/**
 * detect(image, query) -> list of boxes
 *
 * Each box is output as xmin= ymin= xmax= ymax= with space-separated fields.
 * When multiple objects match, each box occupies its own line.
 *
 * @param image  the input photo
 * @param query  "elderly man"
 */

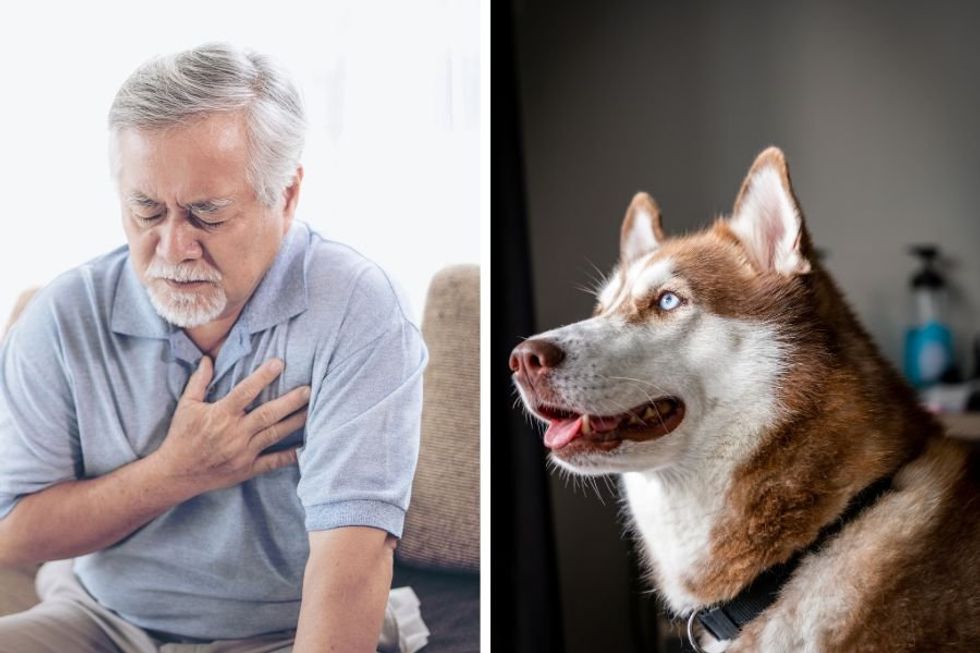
xmin=0 ymin=43 xmax=427 ymax=652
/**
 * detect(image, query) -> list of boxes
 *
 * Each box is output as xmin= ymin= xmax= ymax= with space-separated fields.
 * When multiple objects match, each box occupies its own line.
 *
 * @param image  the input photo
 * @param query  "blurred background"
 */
xmin=0 ymin=0 xmax=480 ymax=325
xmin=493 ymin=1 xmax=980 ymax=651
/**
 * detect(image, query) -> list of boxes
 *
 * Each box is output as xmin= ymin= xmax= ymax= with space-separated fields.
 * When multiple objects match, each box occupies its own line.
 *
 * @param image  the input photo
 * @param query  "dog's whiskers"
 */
xmin=601 ymin=374 xmax=672 ymax=397
xmin=573 ymin=282 xmax=597 ymax=297
xmin=581 ymin=258 xmax=610 ymax=297
xmin=589 ymin=477 xmax=606 ymax=505
xmin=601 ymin=475 xmax=618 ymax=497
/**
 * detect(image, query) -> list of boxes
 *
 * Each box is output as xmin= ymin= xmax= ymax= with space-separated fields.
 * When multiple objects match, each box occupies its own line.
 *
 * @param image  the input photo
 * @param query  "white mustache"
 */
xmin=146 ymin=261 xmax=222 ymax=283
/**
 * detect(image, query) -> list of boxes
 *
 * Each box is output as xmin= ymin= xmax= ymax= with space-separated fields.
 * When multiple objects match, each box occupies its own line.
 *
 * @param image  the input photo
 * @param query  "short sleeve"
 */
xmin=297 ymin=266 xmax=428 ymax=537
xmin=0 ymin=286 xmax=81 ymax=520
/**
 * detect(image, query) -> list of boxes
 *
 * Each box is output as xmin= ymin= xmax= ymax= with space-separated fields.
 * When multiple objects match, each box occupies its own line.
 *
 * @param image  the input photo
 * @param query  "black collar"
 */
xmin=693 ymin=475 xmax=895 ymax=643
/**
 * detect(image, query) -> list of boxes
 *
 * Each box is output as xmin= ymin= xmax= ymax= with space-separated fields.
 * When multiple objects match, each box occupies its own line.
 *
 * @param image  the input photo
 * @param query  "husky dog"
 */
xmin=510 ymin=148 xmax=980 ymax=652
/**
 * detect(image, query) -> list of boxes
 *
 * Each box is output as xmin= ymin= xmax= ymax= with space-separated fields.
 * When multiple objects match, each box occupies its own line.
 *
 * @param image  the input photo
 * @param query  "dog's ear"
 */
xmin=729 ymin=147 xmax=812 ymax=276
xmin=621 ymin=192 xmax=666 ymax=265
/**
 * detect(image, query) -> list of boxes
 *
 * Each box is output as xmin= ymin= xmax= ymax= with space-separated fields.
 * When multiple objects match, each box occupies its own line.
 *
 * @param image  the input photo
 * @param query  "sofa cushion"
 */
xmin=0 ymin=564 xmax=39 ymax=617
xmin=0 ymin=295 xmax=43 ymax=617
xmin=2 ymin=288 xmax=38 ymax=340
xmin=397 ymin=265 xmax=480 ymax=573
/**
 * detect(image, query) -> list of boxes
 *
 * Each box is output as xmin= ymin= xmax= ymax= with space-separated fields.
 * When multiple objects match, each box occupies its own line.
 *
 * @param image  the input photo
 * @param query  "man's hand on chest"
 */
xmin=154 ymin=356 xmax=311 ymax=493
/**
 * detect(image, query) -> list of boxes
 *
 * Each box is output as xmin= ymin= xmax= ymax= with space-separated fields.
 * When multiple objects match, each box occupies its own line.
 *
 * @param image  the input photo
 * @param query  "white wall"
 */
xmin=0 ymin=0 xmax=480 ymax=325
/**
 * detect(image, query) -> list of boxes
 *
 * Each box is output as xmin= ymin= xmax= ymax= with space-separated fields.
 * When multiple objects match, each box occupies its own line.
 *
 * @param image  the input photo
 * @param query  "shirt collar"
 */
xmin=110 ymin=221 xmax=310 ymax=340
xmin=237 ymin=221 xmax=309 ymax=334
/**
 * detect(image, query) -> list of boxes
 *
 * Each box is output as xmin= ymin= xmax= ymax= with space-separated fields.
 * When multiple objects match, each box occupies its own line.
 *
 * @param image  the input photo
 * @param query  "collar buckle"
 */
xmin=686 ymin=609 xmax=709 ymax=653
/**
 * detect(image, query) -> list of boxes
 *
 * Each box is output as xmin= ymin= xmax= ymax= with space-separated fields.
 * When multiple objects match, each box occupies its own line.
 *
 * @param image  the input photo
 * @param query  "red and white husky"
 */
xmin=511 ymin=148 xmax=979 ymax=652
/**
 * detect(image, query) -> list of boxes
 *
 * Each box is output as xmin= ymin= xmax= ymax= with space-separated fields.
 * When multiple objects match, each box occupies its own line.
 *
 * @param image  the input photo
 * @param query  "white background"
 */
xmin=0 ymin=0 xmax=480 ymax=325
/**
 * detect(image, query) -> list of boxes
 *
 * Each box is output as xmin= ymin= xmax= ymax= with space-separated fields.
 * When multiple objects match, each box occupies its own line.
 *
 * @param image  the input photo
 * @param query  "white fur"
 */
xmin=629 ymin=259 xmax=674 ymax=305
xmin=622 ymin=204 xmax=661 ymax=263
xmin=523 ymin=271 xmax=788 ymax=612
xmin=620 ymin=317 xmax=785 ymax=613
xmin=527 ymin=304 xmax=785 ymax=477
xmin=597 ymin=271 xmax=623 ymax=309
xmin=596 ymin=258 xmax=674 ymax=314
xmin=729 ymin=166 xmax=810 ymax=276
xmin=598 ymin=258 xmax=674 ymax=311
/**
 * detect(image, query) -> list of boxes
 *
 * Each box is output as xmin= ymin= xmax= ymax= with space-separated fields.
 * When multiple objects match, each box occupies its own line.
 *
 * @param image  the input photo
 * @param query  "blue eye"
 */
xmin=658 ymin=291 xmax=681 ymax=311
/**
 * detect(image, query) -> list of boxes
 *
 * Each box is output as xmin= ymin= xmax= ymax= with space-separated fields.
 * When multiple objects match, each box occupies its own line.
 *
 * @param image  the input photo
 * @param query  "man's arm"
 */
xmin=0 ymin=356 xmax=309 ymax=566
xmin=293 ymin=527 xmax=397 ymax=653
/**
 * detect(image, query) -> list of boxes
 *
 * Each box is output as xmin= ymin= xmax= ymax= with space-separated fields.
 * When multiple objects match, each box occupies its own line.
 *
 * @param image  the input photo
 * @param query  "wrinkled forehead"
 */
xmin=114 ymin=116 xmax=253 ymax=202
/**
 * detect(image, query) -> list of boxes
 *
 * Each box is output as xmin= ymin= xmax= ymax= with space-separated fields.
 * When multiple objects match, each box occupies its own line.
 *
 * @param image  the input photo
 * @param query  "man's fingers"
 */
xmin=244 ymin=385 xmax=311 ymax=433
xmin=252 ymin=447 xmax=300 ymax=475
xmin=182 ymin=356 xmax=213 ymax=402
xmin=222 ymin=358 xmax=285 ymax=412
xmin=250 ymin=410 xmax=309 ymax=452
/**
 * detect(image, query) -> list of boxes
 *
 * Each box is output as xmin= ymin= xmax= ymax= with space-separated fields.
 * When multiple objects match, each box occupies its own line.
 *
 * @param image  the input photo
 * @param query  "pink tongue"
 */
xmin=544 ymin=416 xmax=583 ymax=449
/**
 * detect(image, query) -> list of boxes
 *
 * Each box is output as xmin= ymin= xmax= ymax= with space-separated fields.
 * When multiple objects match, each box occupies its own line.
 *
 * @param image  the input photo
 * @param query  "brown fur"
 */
xmin=672 ymin=252 xmax=940 ymax=605
xmin=825 ymin=440 xmax=980 ymax=652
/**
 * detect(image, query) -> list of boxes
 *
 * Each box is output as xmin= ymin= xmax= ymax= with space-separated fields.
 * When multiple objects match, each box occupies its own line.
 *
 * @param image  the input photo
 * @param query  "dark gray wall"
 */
xmin=513 ymin=1 xmax=980 ymax=650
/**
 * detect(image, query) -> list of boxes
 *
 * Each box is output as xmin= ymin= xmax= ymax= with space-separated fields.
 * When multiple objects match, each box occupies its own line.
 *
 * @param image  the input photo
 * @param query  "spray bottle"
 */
xmin=904 ymin=245 xmax=955 ymax=388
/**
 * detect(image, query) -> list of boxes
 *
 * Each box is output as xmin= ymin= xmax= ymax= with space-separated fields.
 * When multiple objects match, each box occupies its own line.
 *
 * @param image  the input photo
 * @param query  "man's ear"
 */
xmin=281 ymin=165 xmax=304 ymax=233
xmin=729 ymin=147 xmax=812 ymax=276
xmin=620 ymin=192 xmax=666 ymax=265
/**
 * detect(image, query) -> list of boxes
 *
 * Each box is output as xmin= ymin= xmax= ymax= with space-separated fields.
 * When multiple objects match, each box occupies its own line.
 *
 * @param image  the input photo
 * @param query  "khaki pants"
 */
xmin=0 ymin=561 xmax=428 ymax=653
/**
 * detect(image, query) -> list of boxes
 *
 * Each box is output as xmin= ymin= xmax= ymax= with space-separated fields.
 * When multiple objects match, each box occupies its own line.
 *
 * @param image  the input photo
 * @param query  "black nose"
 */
xmin=509 ymin=339 xmax=565 ymax=381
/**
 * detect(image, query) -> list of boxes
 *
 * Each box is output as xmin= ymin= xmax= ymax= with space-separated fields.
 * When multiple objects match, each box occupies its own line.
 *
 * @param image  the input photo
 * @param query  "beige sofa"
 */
xmin=0 ymin=287 xmax=41 ymax=617
xmin=0 ymin=264 xmax=479 ymax=651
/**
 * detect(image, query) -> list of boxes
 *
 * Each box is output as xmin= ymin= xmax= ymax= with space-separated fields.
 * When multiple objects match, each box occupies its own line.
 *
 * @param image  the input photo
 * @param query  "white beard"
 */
xmin=144 ymin=260 xmax=227 ymax=328
xmin=146 ymin=282 xmax=227 ymax=328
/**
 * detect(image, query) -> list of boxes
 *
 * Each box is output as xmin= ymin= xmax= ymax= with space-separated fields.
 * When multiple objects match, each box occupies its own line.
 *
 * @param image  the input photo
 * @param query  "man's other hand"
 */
xmin=155 ymin=356 xmax=310 ymax=493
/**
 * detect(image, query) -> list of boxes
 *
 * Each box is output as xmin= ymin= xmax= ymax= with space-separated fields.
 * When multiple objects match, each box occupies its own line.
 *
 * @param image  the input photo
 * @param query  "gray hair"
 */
xmin=108 ymin=42 xmax=306 ymax=207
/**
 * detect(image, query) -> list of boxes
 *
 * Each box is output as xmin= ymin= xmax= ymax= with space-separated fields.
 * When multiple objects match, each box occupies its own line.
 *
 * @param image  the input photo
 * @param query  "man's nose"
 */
xmin=509 ymin=339 xmax=565 ymax=382
xmin=157 ymin=218 xmax=203 ymax=263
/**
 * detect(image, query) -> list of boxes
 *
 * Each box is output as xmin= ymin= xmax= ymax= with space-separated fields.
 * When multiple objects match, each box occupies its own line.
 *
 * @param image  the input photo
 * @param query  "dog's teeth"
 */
xmin=643 ymin=406 xmax=657 ymax=419
xmin=629 ymin=414 xmax=643 ymax=425
xmin=582 ymin=414 xmax=591 ymax=435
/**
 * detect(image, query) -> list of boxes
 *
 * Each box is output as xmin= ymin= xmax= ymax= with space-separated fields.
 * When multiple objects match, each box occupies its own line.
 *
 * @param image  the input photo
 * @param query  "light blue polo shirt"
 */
xmin=0 ymin=221 xmax=427 ymax=640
